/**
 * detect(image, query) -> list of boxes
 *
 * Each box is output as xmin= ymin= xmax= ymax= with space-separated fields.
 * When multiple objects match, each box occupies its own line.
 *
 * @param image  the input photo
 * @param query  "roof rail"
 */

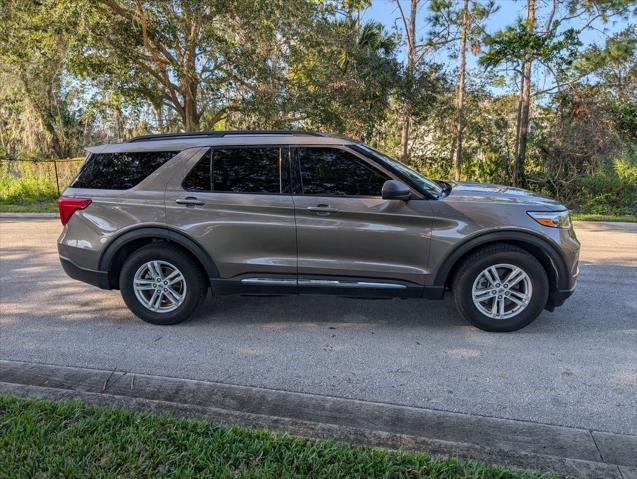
xmin=128 ymin=130 xmax=327 ymax=143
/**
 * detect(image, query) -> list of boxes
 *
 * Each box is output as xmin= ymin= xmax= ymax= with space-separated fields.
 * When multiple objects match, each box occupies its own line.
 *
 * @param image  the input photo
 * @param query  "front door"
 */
xmin=291 ymin=146 xmax=433 ymax=294
xmin=165 ymin=146 xmax=297 ymax=293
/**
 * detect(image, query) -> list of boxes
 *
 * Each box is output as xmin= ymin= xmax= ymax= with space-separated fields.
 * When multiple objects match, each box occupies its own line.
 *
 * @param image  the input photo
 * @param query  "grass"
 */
xmin=0 ymin=159 xmax=82 ymax=213
xmin=0 ymin=199 xmax=58 ymax=213
xmin=571 ymin=213 xmax=637 ymax=223
xmin=0 ymin=395 xmax=548 ymax=479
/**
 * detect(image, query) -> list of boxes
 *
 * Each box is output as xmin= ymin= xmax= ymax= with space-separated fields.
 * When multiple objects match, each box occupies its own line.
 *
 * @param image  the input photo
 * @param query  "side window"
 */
xmin=213 ymin=148 xmax=281 ymax=193
xmin=71 ymin=151 xmax=178 ymax=190
xmin=184 ymin=147 xmax=285 ymax=194
xmin=183 ymin=154 xmax=211 ymax=191
xmin=297 ymin=147 xmax=389 ymax=196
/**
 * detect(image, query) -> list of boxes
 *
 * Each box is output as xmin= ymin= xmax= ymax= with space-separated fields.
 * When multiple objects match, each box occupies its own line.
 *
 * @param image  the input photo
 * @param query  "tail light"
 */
xmin=58 ymin=197 xmax=91 ymax=225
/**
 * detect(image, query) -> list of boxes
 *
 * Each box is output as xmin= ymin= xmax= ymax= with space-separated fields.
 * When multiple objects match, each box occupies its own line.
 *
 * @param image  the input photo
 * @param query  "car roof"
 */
xmin=86 ymin=131 xmax=356 ymax=154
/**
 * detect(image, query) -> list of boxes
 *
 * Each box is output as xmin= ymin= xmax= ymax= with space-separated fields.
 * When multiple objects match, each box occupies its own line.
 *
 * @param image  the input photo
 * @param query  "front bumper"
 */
xmin=546 ymin=263 xmax=579 ymax=311
xmin=60 ymin=256 xmax=110 ymax=290
xmin=547 ymin=283 xmax=577 ymax=310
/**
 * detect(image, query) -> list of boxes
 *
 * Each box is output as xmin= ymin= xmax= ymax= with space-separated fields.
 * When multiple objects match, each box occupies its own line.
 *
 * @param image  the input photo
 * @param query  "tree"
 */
xmin=482 ymin=0 xmax=635 ymax=185
xmin=286 ymin=17 xmax=400 ymax=140
xmin=0 ymin=0 xmax=84 ymax=158
xmin=429 ymin=0 xmax=496 ymax=180
xmin=455 ymin=0 xmax=470 ymax=181
xmin=515 ymin=0 xmax=535 ymax=186
xmin=72 ymin=0 xmax=323 ymax=132
xmin=72 ymin=1 xmax=224 ymax=131
xmin=395 ymin=0 xmax=421 ymax=161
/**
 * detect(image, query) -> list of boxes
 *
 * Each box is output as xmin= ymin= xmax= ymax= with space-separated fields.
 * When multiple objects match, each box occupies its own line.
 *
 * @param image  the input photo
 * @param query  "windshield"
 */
xmin=352 ymin=144 xmax=443 ymax=198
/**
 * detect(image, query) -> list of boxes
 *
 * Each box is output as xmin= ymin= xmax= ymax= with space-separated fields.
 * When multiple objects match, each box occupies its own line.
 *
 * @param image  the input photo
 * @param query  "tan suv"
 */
xmin=58 ymin=131 xmax=579 ymax=331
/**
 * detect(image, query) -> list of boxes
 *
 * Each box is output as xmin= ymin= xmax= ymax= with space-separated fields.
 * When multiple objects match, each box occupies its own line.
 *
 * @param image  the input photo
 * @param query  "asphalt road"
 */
xmin=1 ymin=218 xmax=635 ymax=435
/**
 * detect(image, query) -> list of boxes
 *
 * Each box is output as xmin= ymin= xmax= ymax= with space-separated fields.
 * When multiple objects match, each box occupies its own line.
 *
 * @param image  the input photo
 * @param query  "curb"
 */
xmin=0 ymin=212 xmax=58 ymax=218
xmin=1 ymin=360 xmax=635 ymax=478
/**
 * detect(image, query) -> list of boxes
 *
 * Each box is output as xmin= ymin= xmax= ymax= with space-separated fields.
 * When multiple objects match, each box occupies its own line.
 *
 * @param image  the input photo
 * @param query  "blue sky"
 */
xmin=363 ymin=0 xmax=634 ymax=91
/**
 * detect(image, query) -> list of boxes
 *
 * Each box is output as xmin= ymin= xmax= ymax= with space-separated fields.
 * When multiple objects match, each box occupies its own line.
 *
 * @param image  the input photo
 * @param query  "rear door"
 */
xmin=291 ymin=146 xmax=433 ymax=291
xmin=165 ymin=146 xmax=297 ymax=292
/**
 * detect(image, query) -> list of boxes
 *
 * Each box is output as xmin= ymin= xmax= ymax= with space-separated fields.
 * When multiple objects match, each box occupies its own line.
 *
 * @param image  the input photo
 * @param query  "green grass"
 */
xmin=0 ymin=199 xmax=58 ymax=213
xmin=571 ymin=213 xmax=637 ymax=223
xmin=0 ymin=159 xmax=82 ymax=212
xmin=0 ymin=395 xmax=548 ymax=478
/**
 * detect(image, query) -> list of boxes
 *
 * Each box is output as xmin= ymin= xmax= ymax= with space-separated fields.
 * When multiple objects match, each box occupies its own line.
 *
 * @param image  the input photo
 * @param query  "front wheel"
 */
xmin=452 ymin=244 xmax=549 ymax=332
xmin=119 ymin=244 xmax=207 ymax=325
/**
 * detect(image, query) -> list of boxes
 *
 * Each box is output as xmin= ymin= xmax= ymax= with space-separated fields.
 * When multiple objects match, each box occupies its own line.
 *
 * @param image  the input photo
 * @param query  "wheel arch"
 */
xmin=435 ymin=230 xmax=570 ymax=294
xmin=98 ymin=226 xmax=219 ymax=290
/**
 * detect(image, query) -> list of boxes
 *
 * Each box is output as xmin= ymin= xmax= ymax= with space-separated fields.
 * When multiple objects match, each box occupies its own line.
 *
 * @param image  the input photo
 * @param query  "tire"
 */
xmin=452 ymin=244 xmax=549 ymax=332
xmin=119 ymin=244 xmax=207 ymax=325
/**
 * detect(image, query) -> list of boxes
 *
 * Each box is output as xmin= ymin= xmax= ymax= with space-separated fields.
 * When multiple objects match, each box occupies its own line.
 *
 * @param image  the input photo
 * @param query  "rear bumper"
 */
xmin=60 ymin=256 xmax=110 ymax=290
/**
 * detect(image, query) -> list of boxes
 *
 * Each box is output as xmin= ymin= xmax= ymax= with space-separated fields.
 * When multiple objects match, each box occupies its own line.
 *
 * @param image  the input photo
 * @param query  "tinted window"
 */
xmin=214 ymin=148 xmax=281 ymax=193
xmin=351 ymin=144 xmax=442 ymax=197
xmin=71 ymin=151 xmax=178 ymax=190
xmin=298 ymin=148 xmax=389 ymax=196
xmin=183 ymin=154 xmax=211 ymax=191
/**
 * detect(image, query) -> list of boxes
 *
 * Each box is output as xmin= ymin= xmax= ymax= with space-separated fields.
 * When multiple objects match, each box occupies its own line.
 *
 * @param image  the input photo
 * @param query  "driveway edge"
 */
xmin=0 ymin=212 xmax=58 ymax=218
xmin=1 ymin=360 xmax=635 ymax=478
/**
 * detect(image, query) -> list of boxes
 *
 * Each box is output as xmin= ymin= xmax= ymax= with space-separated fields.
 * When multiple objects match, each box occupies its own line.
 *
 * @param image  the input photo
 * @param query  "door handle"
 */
xmin=176 ymin=197 xmax=205 ymax=206
xmin=307 ymin=205 xmax=338 ymax=214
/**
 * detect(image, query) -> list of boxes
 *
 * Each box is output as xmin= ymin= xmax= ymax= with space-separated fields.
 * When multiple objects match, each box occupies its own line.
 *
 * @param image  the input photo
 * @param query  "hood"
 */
xmin=443 ymin=181 xmax=566 ymax=210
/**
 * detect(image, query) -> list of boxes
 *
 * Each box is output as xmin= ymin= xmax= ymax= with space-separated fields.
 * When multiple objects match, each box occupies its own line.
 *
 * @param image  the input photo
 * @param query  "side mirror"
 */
xmin=382 ymin=180 xmax=411 ymax=201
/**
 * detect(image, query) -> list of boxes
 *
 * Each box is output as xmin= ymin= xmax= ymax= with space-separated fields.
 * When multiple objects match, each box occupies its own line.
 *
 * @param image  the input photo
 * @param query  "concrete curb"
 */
xmin=1 ymin=360 xmax=635 ymax=478
xmin=0 ymin=212 xmax=58 ymax=218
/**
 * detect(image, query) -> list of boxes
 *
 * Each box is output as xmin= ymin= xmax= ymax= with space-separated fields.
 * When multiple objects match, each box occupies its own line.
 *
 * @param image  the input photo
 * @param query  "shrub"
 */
xmin=0 ymin=159 xmax=83 ymax=203
xmin=576 ymin=146 xmax=637 ymax=216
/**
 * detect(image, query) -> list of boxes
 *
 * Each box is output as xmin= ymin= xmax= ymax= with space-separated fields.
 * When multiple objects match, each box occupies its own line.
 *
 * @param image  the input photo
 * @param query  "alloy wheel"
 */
xmin=133 ymin=260 xmax=187 ymax=313
xmin=471 ymin=263 xmax=532 ymax=320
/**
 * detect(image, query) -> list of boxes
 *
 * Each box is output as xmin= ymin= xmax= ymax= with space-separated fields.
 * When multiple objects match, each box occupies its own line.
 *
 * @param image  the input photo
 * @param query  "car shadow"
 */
xmin=1 ymin=246 xmax=635 ymax=335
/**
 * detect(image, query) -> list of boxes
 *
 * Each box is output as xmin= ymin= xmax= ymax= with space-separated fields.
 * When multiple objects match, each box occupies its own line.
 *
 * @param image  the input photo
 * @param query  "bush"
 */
xmin=0 ymin=159 xmax=83 ymax=203
xmin=576 ymin=147 xmax=637 ymax=216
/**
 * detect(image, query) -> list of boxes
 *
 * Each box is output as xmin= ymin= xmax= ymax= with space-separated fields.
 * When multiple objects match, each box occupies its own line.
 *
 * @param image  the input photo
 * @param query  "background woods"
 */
xmin=1 ymin=0 xmax=635 ymax=215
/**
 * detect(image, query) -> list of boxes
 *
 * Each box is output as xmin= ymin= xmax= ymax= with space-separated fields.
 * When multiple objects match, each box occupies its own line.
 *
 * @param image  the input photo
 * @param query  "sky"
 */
xmin=363 ymin=0 xmax=634 ymax=93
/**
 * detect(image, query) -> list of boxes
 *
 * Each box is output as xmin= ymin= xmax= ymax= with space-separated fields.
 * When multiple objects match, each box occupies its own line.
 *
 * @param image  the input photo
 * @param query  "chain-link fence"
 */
xmin=0 ymin=158 xmax=84 ymax=202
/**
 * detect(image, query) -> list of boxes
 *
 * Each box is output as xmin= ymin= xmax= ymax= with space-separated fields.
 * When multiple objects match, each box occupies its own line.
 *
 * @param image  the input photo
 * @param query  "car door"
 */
xmin=291 ymin=145 xmax=434 ymax=294
xmin=165 ymin=145 xmax=297 ymax=293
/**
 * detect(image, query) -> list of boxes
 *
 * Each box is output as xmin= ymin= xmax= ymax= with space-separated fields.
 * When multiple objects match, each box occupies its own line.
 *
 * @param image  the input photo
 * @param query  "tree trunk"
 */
xmin=399 ymin=117 xmax=411 ymax=161
xmin=513 ymin=0 xmax=535 ymax=186
xmin=513 ymin=79 xmax=523 ymax=168
xmin=399 ymin=0 xmax=417 ymax=162
xmin=114 ymin=107 xmax=122 ymax=143
xmin=454 ymin=0 xmax=470 ymax=181
xmin=21 ymin=77 xmax=67 ymax=159
xmin=153 ymin=102 xmax=165 ymax=133
xmin=182 ymin=10 xmax=200 ymax=132
xmin=182 ymin=85 xmax=199 ymax=132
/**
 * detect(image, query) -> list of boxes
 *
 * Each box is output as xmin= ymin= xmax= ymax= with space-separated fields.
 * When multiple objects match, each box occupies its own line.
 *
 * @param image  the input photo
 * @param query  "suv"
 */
xmin=58 ymin=131 xmax=579 ymax=332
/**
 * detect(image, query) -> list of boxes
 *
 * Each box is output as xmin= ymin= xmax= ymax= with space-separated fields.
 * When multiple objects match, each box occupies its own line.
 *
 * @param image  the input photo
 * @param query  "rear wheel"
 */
xmin=120 ymin=244 xmax=207 ymax=325
xmin=452 ymin=244 xmax=549 ymax=332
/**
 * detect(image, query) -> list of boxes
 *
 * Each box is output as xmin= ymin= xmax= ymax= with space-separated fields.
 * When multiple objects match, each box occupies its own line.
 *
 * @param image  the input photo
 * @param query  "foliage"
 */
xmin=0 ymin=395 xmax=549 ymax=478
xmin=576 ymin=147 xmax=637 ymax=216
xmin=0 ymin=159 xmax=83 ymax=203
xmin=0 ymin=0 xmax=635 ymax=216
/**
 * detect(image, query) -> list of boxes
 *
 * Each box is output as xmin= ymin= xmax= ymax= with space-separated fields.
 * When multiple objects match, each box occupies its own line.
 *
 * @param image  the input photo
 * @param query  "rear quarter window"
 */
xmin=70 ymin=151 xmax=179 ymax=190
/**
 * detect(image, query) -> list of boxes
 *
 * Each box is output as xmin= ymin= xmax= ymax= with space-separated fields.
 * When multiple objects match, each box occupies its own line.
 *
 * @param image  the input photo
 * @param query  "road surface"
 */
xmin=1 ymin=218 xmax=635 ymax=434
